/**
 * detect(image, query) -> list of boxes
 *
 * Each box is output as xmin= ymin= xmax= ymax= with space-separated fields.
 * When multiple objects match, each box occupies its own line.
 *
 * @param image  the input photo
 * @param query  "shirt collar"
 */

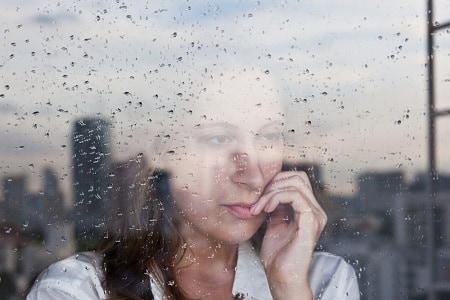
xmin=232 ymin=242 xmax=272 ymax=300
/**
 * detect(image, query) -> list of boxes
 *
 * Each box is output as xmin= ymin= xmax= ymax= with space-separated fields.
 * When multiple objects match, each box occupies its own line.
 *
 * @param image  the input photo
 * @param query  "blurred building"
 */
xmin=322 ymin=169 xmax=450 ymax=300
xmin=0 ymin=175 xmax=48 ymax=234
xmin=71 ymin=117 xmax=111 ymax=245
xmin=41 ymin=168 xmax=75 ymax=259
xmin=357 ymin=171 xmax=405 ymax=211
xmin=0 ymin=167 xmax=75 ymax=299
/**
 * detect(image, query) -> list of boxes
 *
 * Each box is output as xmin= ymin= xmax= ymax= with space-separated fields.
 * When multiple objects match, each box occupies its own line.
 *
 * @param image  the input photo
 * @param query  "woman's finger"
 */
xmin=250 ymin=171 xmax=319 ymax=215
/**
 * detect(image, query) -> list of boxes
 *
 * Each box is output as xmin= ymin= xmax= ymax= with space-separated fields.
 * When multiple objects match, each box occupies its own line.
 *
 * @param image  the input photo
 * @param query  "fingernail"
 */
xmin=250 ymin=204 xmax=259 ymax=215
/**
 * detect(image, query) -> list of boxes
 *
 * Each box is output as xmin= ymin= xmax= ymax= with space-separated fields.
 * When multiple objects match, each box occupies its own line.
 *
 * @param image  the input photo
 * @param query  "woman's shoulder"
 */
xmin=311 ymin=251 xmax=353 ymax=272
xmin=310 ymin=252 xmax=360 ymax=299
xmin=27 ymin=252 xmax=107 ymax=300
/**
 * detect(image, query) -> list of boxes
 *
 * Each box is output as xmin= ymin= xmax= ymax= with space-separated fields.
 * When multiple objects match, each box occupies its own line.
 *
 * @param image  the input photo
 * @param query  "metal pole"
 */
xmin=426 ymin=0 xmax=437 ymax=299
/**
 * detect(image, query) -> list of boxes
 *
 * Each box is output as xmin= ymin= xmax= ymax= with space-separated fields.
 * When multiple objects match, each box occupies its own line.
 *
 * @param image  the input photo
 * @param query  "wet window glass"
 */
xmin=1 ymin=1 xmax=449 ymax=299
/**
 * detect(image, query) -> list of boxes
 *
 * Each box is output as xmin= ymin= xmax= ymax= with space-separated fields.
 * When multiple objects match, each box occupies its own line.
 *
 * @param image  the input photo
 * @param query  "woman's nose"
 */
xmin=231 ymin=149 xmax=265 ymax=191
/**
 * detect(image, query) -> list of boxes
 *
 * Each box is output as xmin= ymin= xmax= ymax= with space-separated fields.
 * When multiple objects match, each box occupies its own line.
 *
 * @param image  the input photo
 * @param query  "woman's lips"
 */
xmin=225 ymin=205 xmax=256 ymax=220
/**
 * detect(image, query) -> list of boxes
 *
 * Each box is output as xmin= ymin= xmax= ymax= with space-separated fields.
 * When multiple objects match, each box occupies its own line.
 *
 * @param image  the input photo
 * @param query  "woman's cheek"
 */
xmin=262 ymin=160 xmax=283 ymax=181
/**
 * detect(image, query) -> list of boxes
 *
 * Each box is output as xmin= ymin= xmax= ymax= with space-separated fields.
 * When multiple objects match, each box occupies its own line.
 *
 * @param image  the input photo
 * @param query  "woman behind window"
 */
xmin=27 ymin=64 xmax=360 ymax=299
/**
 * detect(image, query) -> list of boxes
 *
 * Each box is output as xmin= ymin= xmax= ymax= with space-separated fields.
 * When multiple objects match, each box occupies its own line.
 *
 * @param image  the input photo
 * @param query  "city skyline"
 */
xmin=1 ymin=116 xmax=449 ymax=299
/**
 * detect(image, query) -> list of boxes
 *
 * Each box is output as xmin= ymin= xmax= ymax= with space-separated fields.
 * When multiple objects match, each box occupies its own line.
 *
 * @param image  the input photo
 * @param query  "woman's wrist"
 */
xmin=269 ymin=282 xmax=313 ymax=300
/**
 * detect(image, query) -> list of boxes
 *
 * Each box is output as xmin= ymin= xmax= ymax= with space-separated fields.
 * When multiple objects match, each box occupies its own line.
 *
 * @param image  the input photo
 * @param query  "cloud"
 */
xmin=0 ymin=101 xmax=20 ymax=114
xmin=32 ymin=12 xmax=78 ymax=25
xmin=0 ymin=127 xmax=54 ymax=155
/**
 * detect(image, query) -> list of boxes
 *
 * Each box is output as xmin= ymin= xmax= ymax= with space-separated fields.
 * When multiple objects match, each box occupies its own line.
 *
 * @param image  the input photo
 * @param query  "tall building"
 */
xmin=0 ymin=167 xmax=75 ymax=299
xmin=42 ymin=167 xmax=75 ymax=259
xmin=357 ymin=171 xmax=405 ymax=212
xmin=43 ymin=167 xmax=65 ymax=223
xmin=1 ymin=175 xmax=27 ymax=226
xmin=71 ymin=117 xmax=111 ymax=244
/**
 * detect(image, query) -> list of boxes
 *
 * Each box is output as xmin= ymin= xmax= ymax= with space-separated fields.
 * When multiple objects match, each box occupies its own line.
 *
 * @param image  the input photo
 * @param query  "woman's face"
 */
xmin=159 ymin=71 xmax=285 ymax=245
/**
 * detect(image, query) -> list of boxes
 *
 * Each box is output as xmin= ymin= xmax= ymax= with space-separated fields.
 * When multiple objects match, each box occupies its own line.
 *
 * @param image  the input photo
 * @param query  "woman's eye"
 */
xmin=207 ymin=135 xmax=233 ymax=145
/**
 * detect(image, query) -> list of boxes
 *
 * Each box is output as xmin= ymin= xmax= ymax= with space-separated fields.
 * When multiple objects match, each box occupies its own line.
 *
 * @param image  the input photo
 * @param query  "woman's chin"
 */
xmin=220 ymin=226 xmax=261 ymax=245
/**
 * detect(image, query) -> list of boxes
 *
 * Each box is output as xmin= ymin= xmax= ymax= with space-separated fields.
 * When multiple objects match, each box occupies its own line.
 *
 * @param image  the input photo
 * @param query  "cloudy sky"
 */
xmin=1 ymin=0 xmax=449 ymax=197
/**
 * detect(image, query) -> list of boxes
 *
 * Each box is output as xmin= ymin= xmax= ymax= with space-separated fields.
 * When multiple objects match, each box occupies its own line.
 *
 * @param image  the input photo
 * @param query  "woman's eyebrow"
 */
xmin=258 ymin=120 xmax=284 ymax=131
xmin=193 ymin=121 xmax=284 ymax=134
xmin=193 ymin=122 xmax=237 ymax=130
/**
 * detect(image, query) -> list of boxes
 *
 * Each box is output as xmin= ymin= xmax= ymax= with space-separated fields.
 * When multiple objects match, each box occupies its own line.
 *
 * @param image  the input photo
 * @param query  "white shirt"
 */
xmin=27 ymin=242 xmax=360 ymax=299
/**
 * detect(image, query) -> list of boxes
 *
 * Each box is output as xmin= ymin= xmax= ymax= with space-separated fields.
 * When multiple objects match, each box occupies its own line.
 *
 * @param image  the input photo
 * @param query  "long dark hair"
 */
xmin=98 ymin=170 xmax=184 ymax=299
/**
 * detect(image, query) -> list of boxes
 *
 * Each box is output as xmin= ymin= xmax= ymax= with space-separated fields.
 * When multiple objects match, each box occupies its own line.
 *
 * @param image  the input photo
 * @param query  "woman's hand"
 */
xmin=250 ymin=171 xmax=327 ymax=300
